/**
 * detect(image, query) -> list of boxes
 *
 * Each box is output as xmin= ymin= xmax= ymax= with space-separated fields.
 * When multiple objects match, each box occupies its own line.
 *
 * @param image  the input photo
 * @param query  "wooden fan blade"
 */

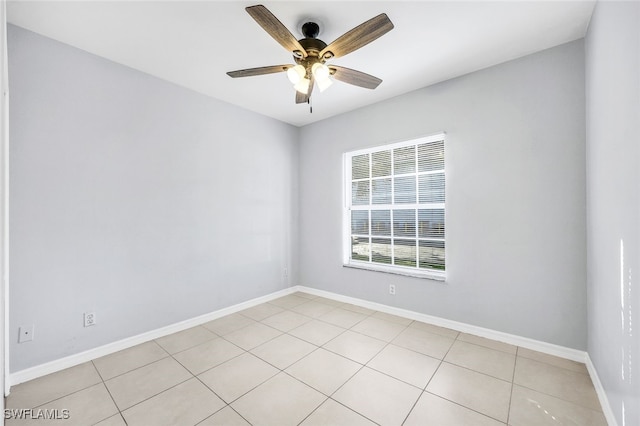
xmin=246 ymin=5 xmax=307 ymax=57
xmin=295 ymin=75 xmax=315 ymax=104
xmin=227 ymin=65 xmax=292 ymax=78
xmin=329 ymin=66 xmax=382 ymax=89
xmin=319 ymin=13 xmax=393 ymax=60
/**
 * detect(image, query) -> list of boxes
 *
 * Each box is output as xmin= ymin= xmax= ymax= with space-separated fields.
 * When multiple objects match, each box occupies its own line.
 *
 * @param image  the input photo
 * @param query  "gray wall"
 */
xmin=299 ymin=40 xmax=587 ymax=349
xmin=8 ymin=25 xmax=299 ymax=372
xmin=585 ymin=2 xmax=640 ymax=425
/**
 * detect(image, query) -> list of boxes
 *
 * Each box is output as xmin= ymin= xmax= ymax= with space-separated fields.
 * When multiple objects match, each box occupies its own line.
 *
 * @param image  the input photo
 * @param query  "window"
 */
xmin=344 ymin=133 xmax=446 ymax=280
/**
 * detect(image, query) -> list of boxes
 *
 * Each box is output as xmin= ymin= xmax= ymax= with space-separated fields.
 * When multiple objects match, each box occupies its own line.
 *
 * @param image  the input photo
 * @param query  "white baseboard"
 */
xmin=9 ymin=283 xmax=615 ymax=425
xmin=294 ymin=285 xmax=587 ymax=362
xmin=295 ymin=285 xmax=620 ymax=424
xmin=8 ymin=287 xmax=296 ymax=388
xmin=585 ymin=354 xmax=619 ymax=426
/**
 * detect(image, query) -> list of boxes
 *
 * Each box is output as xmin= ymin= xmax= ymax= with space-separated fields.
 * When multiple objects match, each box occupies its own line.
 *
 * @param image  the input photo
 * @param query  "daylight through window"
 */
xmin=344 ymin=133 xmax=445 ymax=279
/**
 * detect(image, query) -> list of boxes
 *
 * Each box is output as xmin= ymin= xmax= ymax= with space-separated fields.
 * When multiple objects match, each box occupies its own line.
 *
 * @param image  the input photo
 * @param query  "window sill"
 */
xmin=343 ymin=262 xmax=446 ymax=282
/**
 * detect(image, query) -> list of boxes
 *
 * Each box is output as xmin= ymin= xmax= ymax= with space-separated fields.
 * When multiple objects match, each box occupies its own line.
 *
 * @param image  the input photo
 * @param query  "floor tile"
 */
xmin=239 ymin=303 xmax=284 ymax=321
xmin=92 ymin=341 xmax=168 ymax=380
xmin=392 ymin=326 xmax=455 ymax=359
xmin=372 ymin=311 xmax=413 ymax=325
xmin=122 ymin=378 xmax=224 ymax=426
xmin=404 ymin=391 xmax=505 ymax=426
xmin=231 ymin=373 xmax=326 ymax=426
xmin=292 ymin=291 xmax=317 ymax=300
xmin=517 ymin=347 xmax=588 ymax=373
xmin=409 ymin=321 xmax=460 ymax=338
xmin=286 ymin=348 xmax=361 ymax=395
xmin=269 ymin=294 xmax=310 ymax=309
xmin=367 ymin=344 xmax=440 ymax=388
xmin=341 ymin=303 xmax=376 ymax=315
xmin=514 ymin=357 xmax=600 ymax=410
xmin=202 ymin=313 xmax=255 ymax=336
xmin=173 ymin=337 xmax=244 ymax=375
xmin=251 ymin=334 xmax=316 ymax=369
xmin=319 ymin=308 xmax=367 ymax=328
xmin=509 ymin=384 xmax=606 ymax=425
xmin=457 ymin=333 xmax=517 ymax=354
xmin=261 ymin=310 xmax=311 ymax=332
xmin=291 ymin=300 xmax=337 ymax=318
xmin=6 ymin=362 xmax=102 ymax=409
xmin=444 ymin=340 xmax=516 ymax=381
xmin=426 ymin=362 xmax=511 ymax=422
xmin=105 ymin=357 xmax=192 ymax=410
xmin=52 ymin=384 xmax=118 ymax=425
xmin=198 ymin=352 xmax=279 ymax=403
xmin=323 ymin=330 xmax=386 ymax=364
xmin=312 ymin=297 xmax=345 ymax=307
xmin=289 ymin=319 xmax=345 ymax=346
xmin=332 ymin=367 xmax=422 ymax=426
xmin=198 ymin=406 xmax=250 ymax=425
xmin=6 ymin=383 xmax=118 ymax=426
xmin=155 ymin=326 xmax=217 ymax=354
xmin=223 ymin=322 xmax=282 ymax=350
xmin=351 ymin=316 xmax=407 ymax=342
xmin=300 ymin=398 xmax=377 ymax=426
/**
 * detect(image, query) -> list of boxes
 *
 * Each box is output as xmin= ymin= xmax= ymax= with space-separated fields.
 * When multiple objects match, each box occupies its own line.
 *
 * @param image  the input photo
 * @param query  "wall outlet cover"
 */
xmin=18 ymin=325 xmax=34 ymax=343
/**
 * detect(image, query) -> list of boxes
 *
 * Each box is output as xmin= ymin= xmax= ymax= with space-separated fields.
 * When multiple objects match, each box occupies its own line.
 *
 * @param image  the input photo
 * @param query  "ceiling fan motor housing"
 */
xmin=298 ymin=37 xmax=327 ymax=58
xmin=295 ymin=36 xmax=329 ymax=77
xmin=301 ymin=21 xmax=320 ymax=39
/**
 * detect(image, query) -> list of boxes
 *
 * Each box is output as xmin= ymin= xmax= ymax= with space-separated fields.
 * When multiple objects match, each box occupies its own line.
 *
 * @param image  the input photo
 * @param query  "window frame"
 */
xmin=342 ymin=133 xmax=446 ymax=281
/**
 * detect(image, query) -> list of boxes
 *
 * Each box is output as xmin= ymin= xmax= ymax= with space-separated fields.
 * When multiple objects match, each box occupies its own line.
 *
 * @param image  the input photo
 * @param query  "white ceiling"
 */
xmin=7 ymin=0 xmax=595 ymax=127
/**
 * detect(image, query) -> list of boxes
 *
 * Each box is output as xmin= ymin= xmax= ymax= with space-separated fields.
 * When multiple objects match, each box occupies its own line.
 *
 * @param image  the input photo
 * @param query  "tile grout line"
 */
xmin=114 ymin=375 xmax=195 ymax=418
xmin=399 ymin=384 xmax=426 ymax=426
xmin=507 ymin=382 xmax=605 ymax=414
xmin=282 ymin=301 xmax=495 ymax=425
xmin=512 ymin=353 xmax=602 ymax=411
xmin=219 ymin=302 xmax=331 ymax=426
xmin=89 ymin=359 xmax=128 ymax=425
xmin=190 ymin=372 xmax=242 ymax=425
xmin=407 ymin=331 xmax=513 ymax=424
xmin=94 ymin=341 xmax=171 ymax=382
xmin=417 ymin=390 xmax=510 ymax=425
xmin=454 ymin=334 xmax=519 ymax=355
xmin=197 ymin=301 xmax=350 ymax=423
xmin=283 ymin=301 xmax=404 ymax=425
xmin=320 ymin=311 xmax=412 ymax=424
xmin=225 ymin=299 xmax=601 ymax=425
xmin=506 ymin=346 xmax=520 ymax=425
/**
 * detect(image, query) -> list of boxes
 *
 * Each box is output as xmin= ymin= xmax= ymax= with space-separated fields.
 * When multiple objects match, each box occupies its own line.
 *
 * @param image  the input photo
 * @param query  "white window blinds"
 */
xmin=344 ymin=134 xmax=445 ymax=279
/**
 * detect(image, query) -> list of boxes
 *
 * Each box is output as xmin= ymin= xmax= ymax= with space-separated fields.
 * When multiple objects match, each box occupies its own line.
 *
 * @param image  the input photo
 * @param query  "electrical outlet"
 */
xmin=389 ymin=284 xmax=396 ymax=295
xmin=84 ymin=312 xmax=96 ymax=327
xmin=283 ymin=268 xmax=288 ymax=278
xmin=18 ymin=325 xmax=34 ymax=343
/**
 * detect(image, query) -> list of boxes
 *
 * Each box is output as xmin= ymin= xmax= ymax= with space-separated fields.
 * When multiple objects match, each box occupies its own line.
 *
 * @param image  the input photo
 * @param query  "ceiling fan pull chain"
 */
xmin=309 ymin=96 xmax=313 ymax=114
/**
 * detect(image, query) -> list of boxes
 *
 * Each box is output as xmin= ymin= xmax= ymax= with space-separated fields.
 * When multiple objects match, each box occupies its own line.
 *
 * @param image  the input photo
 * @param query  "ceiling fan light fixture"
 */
xmin=312 ymin=62 xmax=330 ymax=82
xmin=294 ymin=77 xmax=311 ymax=95
xmin=287 ymin=64 xmax=306 ymax=84
xmin=316 ymin=76 xmax=333 ymax=92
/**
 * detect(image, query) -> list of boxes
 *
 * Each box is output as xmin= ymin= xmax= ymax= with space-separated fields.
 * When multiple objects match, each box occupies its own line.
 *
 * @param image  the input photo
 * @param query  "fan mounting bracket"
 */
xmin=298 ymin=18 xmax=324 ymax=38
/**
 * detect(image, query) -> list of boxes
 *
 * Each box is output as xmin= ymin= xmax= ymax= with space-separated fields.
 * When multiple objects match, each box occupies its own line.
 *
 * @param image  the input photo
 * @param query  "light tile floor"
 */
xmin=5 ymin=292 xmax=607 ymax=425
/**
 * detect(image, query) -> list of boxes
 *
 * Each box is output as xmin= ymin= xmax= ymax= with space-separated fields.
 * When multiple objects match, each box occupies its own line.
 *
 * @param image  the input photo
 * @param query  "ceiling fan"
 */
xmin=227 ymin=4 xmax=394 ymax=106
